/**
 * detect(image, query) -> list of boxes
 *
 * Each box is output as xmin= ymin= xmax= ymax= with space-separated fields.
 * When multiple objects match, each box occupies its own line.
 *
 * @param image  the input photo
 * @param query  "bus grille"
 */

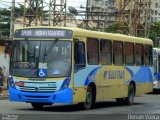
xmin=17 ymin=82 xmax=57 ymax=92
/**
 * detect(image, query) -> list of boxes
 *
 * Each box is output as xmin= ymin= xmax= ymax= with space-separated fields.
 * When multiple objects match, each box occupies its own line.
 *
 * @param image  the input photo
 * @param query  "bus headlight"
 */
xmin=60 ymin=77 xmax=71 ymax=90
xmin=9 ymin=76 xmax=15 ymax=88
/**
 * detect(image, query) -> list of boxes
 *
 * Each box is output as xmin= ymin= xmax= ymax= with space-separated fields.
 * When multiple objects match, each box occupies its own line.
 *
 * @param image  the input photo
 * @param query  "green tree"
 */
xmin=149 ymin=22 xmax=160 ymax=47
xmin=15 ymin=3 xmax=24 ymax=17
xmin=0 ymin=8 xmax=11 ymax=37
xmin=0 ymin=4 xmax=24 ymax=38
xmin=104 ymin=22 xmax=128 ymax=34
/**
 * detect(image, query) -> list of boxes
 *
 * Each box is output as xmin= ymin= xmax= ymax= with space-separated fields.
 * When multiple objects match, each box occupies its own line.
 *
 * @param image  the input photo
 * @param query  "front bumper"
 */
xmin=153 ymin=81 xmax=160 ymax=89
xmin=9 ymin=87 xmax=72 ymax=104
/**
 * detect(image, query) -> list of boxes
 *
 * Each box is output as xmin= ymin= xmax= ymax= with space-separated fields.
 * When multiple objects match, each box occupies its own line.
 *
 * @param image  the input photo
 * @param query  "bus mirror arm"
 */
xmin=74 ymin=38 xmax=79 ymax=52
xmin=74 ymin=38 xmax=79 ymax=44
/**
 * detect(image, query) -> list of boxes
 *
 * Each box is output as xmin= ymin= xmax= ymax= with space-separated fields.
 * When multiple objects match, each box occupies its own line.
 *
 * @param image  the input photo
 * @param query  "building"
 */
xmin=150 ymin=0 xmax=160 ymax=22
xmin=87 ymin=0 xmax=118 ymax=29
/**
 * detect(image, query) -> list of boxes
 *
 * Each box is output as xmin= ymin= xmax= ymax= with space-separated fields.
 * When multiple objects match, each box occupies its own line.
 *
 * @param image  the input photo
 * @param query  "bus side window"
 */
xmin=144 ymin=45 xmax=152 ymax=66
xmin=100 ymin=39 xmax=112 ymax=65
xmin=87 ymin=38 xmax=99 ymax=65
xmin=125 ymin=42 xmax=134 ymax=65
xmin=135 ymin=44 xmax=144 ymax=65
xmin=74 ymin=39 xmax=86 ymax=72
xmin=113 ymin=41 xmax=123 ymax=65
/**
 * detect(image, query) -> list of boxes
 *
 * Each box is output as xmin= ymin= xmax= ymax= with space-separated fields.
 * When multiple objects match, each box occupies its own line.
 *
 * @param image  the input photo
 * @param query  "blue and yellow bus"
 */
xmin=153 ymin=48 xmax=160 ymax=90
xmin=9 ymin=26 xmax=153 ymax=109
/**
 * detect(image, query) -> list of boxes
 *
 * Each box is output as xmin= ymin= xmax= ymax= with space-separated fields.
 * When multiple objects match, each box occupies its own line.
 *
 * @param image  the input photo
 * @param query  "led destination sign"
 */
xmin=14 ymin=28 xmax=73 ymax=39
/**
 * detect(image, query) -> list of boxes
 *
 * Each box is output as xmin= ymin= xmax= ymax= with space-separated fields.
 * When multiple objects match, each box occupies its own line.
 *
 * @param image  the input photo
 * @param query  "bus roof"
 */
xmin=14 ymin=26 xmax=153 ymax=45
xmin=153 ymin=48 xmax=160 ymax=54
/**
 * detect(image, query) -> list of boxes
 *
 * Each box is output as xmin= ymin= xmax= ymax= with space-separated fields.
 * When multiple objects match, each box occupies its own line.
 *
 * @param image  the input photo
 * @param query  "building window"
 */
xmin=151 ymin=10 xmax=154 ymax=15
xmin=155 ymin=3 xmax=158 ymax=8
xmin=105 ymin=1 xmax=108 ymax=6
xmin=100 ymin=39 xmax=112 ymax=65
xmin=101 ymin=0 xmax=105 ymax=6
xmin=88 ymin=0 xmax=91 ymax=6
xmin=155 ymin=10 xmax=158 ymax=15
xmin=109 ymin=0 xmax=114 ymax=6
xmin=151 ymin=17 xmax=153 ymax=22
xmin=101 ymin=8 xmax=104 ymax=12
xmin=155 ymin=17 xmax=157 ymax=22
xmin=105 ymin=8 xmax=109 ymax=11
xmin=87 ymin=38 xmax=99 ymax=65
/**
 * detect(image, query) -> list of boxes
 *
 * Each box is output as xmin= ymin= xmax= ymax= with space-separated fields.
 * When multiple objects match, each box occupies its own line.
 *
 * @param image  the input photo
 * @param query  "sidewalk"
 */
xmin=0 ymin=81 xmax=9 ymax=100
xmin=0 ymin=87 xmax=8 ymax=100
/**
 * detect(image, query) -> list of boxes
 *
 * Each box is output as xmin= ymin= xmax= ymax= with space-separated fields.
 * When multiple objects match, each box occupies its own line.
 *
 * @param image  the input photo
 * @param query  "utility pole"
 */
xmin=23 ymin=0 xmax=43 ymax=27
xmin=118 ymin=0 xmax=151 ymax=37
xmin=86 ymin=0 xmax=89 ymax=29
xmin=79 ymin=0 xmax=117 ymax=31
xmin=10 ymin=0 xmax=15 ymax=40
xmin=49 ymin=0 xmax=67 ymax=26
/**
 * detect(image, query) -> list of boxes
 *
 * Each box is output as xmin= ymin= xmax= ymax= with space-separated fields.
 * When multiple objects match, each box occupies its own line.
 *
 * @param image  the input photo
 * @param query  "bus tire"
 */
xmin=116 ymin=98 xmax=125 ymax=104
xmin=125 ymin=84 xmax=135 ymax=105
xmin=81 ymin=86 xmax=94 ymax=110
xmin=31 ymin=103 xmax=44 ymax=109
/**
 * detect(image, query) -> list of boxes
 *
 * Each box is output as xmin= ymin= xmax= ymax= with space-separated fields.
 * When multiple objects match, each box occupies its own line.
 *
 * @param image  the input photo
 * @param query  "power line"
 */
xmin=1 ymin=0 xmax=24 ymax=3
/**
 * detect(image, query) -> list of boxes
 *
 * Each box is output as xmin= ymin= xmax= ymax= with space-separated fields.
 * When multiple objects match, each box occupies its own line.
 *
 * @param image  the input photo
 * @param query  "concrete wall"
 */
xmin=0 ymin=46 xmax=10 ymax=78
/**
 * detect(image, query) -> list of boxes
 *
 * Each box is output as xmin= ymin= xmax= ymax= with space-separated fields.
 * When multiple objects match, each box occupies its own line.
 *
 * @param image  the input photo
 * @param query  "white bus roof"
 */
xmin=153 ymin=48 xmax=160 ymax=54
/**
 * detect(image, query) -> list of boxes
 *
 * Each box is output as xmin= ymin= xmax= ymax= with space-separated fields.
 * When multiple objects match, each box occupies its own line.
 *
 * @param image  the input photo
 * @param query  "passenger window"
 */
xmin=113 ymin=41 xmax=123 ymax=65
xmin=100 ymin=39 xmax=112 ymax=65
xmin=144 ymin=45 xmax=152 ymax=66
xmin=87 ymin=38 xmax=99 ymax=65
xmin=135 ymin=44 xmax=144 ymax=65
xmin=125 ymin=42 xmax=134 ymax=65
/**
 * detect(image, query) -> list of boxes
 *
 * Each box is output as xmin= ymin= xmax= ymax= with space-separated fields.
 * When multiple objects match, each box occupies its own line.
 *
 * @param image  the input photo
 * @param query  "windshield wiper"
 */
xmin=43 ymin=39 xmax=59 ymax=63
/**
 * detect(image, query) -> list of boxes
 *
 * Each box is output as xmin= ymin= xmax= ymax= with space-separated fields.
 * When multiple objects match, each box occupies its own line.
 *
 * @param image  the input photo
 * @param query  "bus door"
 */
xmin=73 ymin=38 xmax=87 ymax=103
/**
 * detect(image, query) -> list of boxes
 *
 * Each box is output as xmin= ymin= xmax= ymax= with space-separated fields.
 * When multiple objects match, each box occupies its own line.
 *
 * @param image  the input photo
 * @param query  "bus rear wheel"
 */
xmin=31 ymin=103 xmax=44 ymax=109
xmin=116 ymin=84 xmax=135 ymax=105
xmin=81 ymin=86 xmax=94 ymax=110
xmin=116 ymin=98 xmax=125 ymax=104
xmin=125 ymin=84 xmax=135 ymax=105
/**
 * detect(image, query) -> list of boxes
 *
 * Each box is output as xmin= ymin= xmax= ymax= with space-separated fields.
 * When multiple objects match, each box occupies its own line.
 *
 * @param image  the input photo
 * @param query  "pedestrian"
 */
xmin=0 ymin=67 xmax=4 ymax=95
xmin=0 ymin=67 xmax=4 ymax=86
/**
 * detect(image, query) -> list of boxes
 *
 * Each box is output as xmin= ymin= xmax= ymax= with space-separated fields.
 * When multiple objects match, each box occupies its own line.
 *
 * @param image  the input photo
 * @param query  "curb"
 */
xmin=0 ymin=95 xmax=8 ymax=100
xmin=0 ymin=87 xmax=8 ymax=100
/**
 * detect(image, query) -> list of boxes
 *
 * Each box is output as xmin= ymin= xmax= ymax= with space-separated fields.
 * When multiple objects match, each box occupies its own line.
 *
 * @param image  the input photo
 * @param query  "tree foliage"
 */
xmin=14 ymin=4 xmax=24 ymax=17
xmin=0 ymin=8 xmax=11 ymax=36
xmin=149 ymin=22 xmax=160 ymax=47
xmin=104 ymin=22 xmax=128 ymax=34
xmin=0 ymin=4 xmax=24 ymax=38
xmin=104 ymin=21 xmax=160 ymax=47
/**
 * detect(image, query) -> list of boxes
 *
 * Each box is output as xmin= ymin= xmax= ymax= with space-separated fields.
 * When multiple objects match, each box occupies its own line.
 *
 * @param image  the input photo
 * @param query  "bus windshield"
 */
xmin=10 ymin=40 xmax=72 ymax=78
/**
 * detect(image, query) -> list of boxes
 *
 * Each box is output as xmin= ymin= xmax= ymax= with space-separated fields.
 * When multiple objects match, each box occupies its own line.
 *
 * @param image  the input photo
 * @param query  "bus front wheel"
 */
xmin=31 ymin=103 xmax=44 ymax=109
xmin=81 ymin=86 xmax=94 ymax=110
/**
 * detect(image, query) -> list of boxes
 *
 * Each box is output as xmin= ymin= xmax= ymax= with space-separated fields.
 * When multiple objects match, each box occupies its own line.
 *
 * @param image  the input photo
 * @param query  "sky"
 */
xmin=0 ymin=0 xmax=87 ymax=11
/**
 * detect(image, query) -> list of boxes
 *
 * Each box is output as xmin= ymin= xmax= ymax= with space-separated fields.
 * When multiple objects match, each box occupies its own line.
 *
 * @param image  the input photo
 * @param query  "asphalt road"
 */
xmin=0 ymin=92 xmax=160 ymax=120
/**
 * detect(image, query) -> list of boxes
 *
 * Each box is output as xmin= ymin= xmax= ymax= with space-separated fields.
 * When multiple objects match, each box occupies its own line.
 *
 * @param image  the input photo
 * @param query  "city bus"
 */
xmin=9 ymin=26 xmax=153 ymax=110
xmin=153 ymin=48 xmax=160 ymax=90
